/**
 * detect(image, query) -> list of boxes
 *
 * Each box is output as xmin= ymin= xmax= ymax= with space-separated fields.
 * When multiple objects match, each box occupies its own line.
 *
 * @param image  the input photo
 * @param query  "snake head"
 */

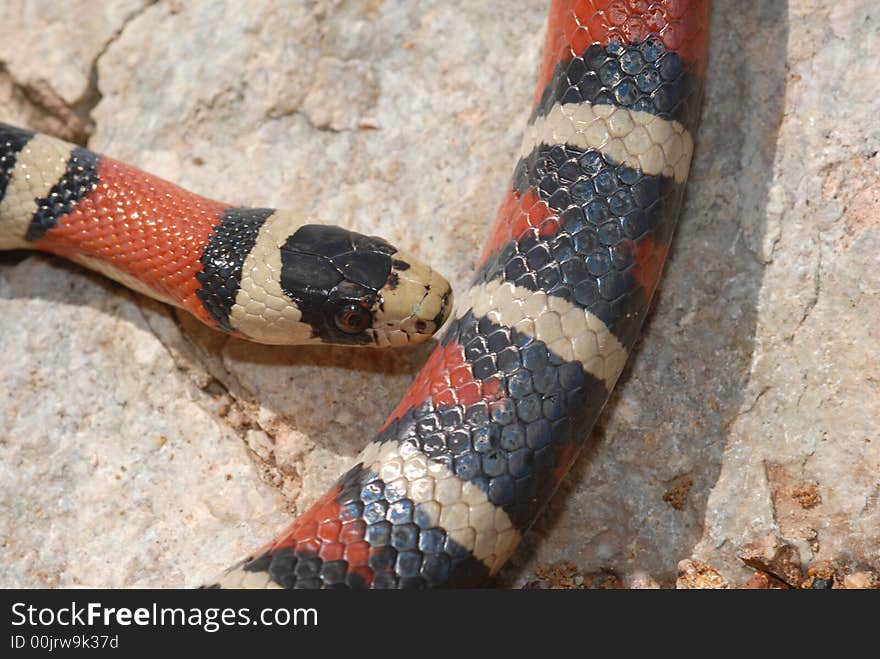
xmin=270 ymin=223 xmax=452 ymax=347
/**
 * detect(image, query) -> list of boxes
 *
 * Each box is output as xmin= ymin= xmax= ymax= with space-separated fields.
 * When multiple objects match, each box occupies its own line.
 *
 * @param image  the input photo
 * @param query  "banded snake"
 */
xmin=0 ymin=0 xmax=710 ymax=588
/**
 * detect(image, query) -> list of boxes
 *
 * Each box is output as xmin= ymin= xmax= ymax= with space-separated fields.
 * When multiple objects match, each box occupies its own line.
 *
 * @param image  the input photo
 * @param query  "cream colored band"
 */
xmin=0 ymin=133 xmax=73 ymax=249
xmin=456 ymin=279 xmax=628 ymax=389
xmin=356 ymin=440 xmax=520 ymax=575
xmin=228 ymin=210 xmax=312 ymax=344
xmin=521 ymin=102 xmax=694 ymax=183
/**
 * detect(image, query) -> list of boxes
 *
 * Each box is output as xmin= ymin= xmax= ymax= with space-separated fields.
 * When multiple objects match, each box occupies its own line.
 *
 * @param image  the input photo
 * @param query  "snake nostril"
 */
xmin=415 ymin=320 xmax=428 ymax=333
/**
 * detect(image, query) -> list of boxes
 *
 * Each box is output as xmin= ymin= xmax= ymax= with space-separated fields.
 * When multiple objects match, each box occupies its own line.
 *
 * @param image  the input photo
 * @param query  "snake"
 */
xmin=0 ymin=124 xmax=453 ymax=347
xmin=1 ymin=0 xmax=709 ymax=588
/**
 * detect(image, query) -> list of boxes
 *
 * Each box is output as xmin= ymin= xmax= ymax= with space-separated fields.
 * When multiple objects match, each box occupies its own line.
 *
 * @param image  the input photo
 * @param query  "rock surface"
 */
xmin=0 ymin=0 xmax=877 ymax=587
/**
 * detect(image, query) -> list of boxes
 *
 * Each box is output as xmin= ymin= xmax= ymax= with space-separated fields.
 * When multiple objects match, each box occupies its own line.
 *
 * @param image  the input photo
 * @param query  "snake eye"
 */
xmin=334 ymin=303 xmax=372 ymax=335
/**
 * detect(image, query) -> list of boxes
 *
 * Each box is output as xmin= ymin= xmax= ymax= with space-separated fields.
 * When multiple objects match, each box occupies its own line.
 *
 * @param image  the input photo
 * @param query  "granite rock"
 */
xmin=0 ymin=0 xmax=877 ymax=588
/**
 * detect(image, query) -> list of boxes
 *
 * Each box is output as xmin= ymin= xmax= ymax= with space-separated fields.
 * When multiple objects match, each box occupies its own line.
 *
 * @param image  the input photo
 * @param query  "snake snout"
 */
xmin=370 ymin=250 xmax=453 ymax=348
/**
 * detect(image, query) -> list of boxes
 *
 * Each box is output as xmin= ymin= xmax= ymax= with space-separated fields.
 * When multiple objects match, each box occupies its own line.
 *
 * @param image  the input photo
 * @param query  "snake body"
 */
xmin=214 ymin=0 xmax=711 ymax=588
xmin=2 ymin=0 xmax=710 ymax=588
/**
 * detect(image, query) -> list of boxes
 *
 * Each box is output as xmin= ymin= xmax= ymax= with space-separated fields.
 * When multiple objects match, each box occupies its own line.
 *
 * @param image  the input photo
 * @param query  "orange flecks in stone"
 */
xmin=33 ymin=156 xmax=229 ymax=326
xmin=630 ymin=234 xmax=669 ymax=297
xmin=662 ymin=474 xmax=694 ymax=510
xmin=479 ymin=188 xmax=552 ymax=266
xmin=534 ymin=0 xmax=710 ymax=109
xmin=381 ymin=340 xmax=504 ymax=429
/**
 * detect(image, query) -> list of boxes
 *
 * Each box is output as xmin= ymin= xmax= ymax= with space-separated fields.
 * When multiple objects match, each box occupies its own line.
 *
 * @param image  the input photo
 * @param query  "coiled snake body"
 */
xmin=1 ymin=0 xmax=710 ymax=588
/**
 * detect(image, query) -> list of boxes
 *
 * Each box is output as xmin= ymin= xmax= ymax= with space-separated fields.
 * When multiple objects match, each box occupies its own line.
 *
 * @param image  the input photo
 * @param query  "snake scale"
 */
xmin=0 ymin=0 xmax=709 ymax=588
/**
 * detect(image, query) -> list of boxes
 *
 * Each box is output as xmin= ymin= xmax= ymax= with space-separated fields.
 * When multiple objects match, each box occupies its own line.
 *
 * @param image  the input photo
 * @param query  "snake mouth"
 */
xmin=432 ymin=286 xmax=453 ymax=330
